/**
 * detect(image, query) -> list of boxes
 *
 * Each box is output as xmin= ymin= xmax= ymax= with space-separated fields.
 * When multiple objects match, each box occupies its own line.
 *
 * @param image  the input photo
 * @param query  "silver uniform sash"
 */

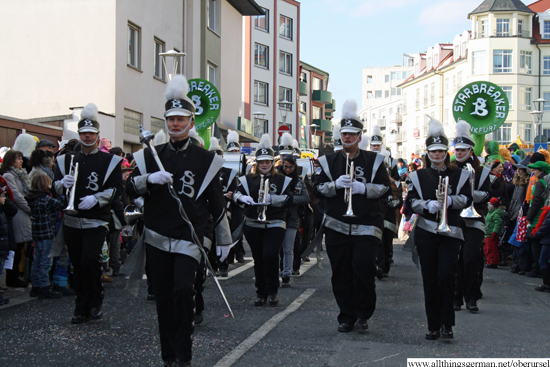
xmin=384 ymin=220 xmax=397 ymax=232
xmin=324 ymin=214 xmax=383 ymax=240
xmin=317 ymin=155 xmax=333 ymax=181
xmin=463 ymin=218 xmax=485 ymax=232
xmin=416 ymin=216 xmax=464 ymax=241
xmin=244 ymin=217 xmax=286 ymax=229
xmin=144 ymin=226 xmax=201 ymax=263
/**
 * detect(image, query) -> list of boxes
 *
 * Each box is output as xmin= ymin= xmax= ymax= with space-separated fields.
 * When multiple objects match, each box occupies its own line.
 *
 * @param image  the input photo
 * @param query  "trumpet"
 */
xmin=124 ymin=205 xmax=143 ymax=226
xmin=254 ymin=175 xmax=271 ymax=223
xmin=436 ymin=176 xmax=451 ymax=233
xmin=460 ymin=163 xmax=481 ymax=218
xmin=64 ymin=156 xmax=79 ymax=216
xmin=343 ymin=152 xmax=356 ymax=218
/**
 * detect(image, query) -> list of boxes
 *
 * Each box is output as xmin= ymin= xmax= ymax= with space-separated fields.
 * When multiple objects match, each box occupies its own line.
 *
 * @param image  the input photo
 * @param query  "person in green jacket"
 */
xmin=485 ymin=198 xmax=504 ymax=268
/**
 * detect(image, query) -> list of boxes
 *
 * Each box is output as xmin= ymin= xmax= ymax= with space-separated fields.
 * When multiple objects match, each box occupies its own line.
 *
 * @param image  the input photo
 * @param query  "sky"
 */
xmin=298 ymin=0 xmax=536 ymax=118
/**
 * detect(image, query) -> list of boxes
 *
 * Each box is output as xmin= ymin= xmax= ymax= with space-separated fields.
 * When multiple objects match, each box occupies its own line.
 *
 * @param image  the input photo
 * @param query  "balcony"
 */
xmin=396 ymin=132 xmax=406 ymax=142
xmin=313 ymin=118 xmax=332 ymax=132
xmin=312 ymin=90 xmax=333 ymax=104
xmin=325 ymin=99 xmax=336 ymax=113
xmin=389 ymin=114 xmax=402 ymax=124
xmin=325 ymin=110 xmax=334 ymax=119
xmin=299 ymin=81 xmax=308 ymax=96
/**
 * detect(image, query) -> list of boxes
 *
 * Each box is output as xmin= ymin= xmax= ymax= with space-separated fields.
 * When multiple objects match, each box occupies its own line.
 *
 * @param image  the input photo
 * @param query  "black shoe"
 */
xmin=291 ymin=270 xmax=300 ymax=276
xmin=376 ymin=267 xmax=384 ymax=280
xmin=337 ymin=322 xmax=354 ymax=333
xmin=454 ymin=303 xmax=461 ymax=311
xmin=39 ymin=286 xmax=62 ymax=299
xmin=382 ymin=272 xmax=389 ymax=278
xmin=526 ymin=270 xmax=539 ymax=278
xmin=237 ymin=257 xmax=245 ymax=264
xmin=53 ymin=285 xmax=76 ymax=296
xmin=90 ymin=307 xmax=103 ymax=320
xmin=281 ymin=276 xmax=290 ymax=288
xmin=485 ymin=264 xmax=498 ymax=269
xmin=175 ymin=361 xmax=191 ymax=367
xmin=30 ymin=287 xmax=40 ymax=297
xmin=355 ymin=318 xmax=368 ymax=330
xmin=147 ymin=294 xmax=156 ymax=301
xmin=510 ymin=267 xmax=519 ymax=274
xmin=164 ymin=361 xmax=177 ymax=367
xmin=254 ymin=297 xmax=266 ymax=306
xmin=219 ymin=267 xmax=229 ymax=277
xmin=518 ymin=270 xmax=527 ymax=275
xmin=71 ymin=315 xmax=90 ymax=324
xmin=194 ymin=313 xmax=203 ymax=325
xmin=466 ymin=300 xmax=479 ymax=312
xmin=534 ymin=284 xmax=550 ymax=292
xmin=441 ymin=325 xmax=454 ymax=339
xmin=425 ymin=330 xmax=440 ymax=340
xmin=0 ymin=297 xmax=10 ymax=306
xmin=268 ymin=294 xmax=278 ymax=307
xmin=111 ymin=269 xmax=123 ymax=277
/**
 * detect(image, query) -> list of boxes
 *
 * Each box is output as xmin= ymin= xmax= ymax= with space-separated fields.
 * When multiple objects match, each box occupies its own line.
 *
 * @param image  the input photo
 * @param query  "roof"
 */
xmin=468 ymin=0 xmax=535 ymax=16
xmin=529 ymin=0 xmax=550 ymax=13
xmin=226 ymin=0 xmax=265 ymax=16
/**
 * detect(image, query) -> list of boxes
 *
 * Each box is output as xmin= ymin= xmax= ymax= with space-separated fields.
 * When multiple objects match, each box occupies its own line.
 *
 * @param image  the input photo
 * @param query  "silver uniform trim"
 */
xmin=281 ymin=176 xmax=292 ymax=194
xmin=457 ymin=168 xmax=470 ymax=194
xmin=473 ymin=190 xmax=489 ymax=204
xmin=95 ymin=188 xmax=116 ymax=208
xmin=409 ymin=171 xmax=423 ymax=200
xmin=365 ymin=183 xmax=389 ymax=199
xmin=244 ymin=217 xmax=286 ymax=229
xmin=144 ymin=227 xmax=201 ymax=263
xmin=226 ymin=169 xmax=239 ymax=193
xmin=57 ymin=154 xmax=67 ymax=177
xmin=64 ymin=215 xmax=109 ymax=230
xmin=490 ymin=175 xmax=497 ymax=184
xmin=214 ymin=211 xmax=232 ymax=246
xmin=134 ymin=149 xmax=147 ymax=175
xmin=411 ymin=198 xmax=427 ymax=214
xmin=132 ymin=175 xmax=149 ymax=196
xmin=203 ymin=237 xmax=213 ymax=251
xmin=324 ymin=215 xmax=383 ymax=239
xmin=271 ymin=194 xmax=290 ymax=207
xmin=463 ymin=218 xmax=486 ymax=232
xmin=384 ymin=220 xmax=397 ymax=232
xmin=479 ymin=167 xmax=491 ymax=190
xmin=238 ymin=176 xmax=251 ymax=196
xmin=54 ymin=181 xmax=65 ymax=197
xmin=450 ymin=194 xmax=469 ymax=210
xmin=196 ymin=154 xmax=224 ymax=200
xmin=104 ymin=155 xmax=123 ymax=185
xmin=372 ymin=153 xmax=385 ymax=182
xmin=416 ymin=216 xmax=464 ymax=240
xmin=317 ymin=155 xmax=333 ymax=181
xmin=316 ymin=182 xmax=337 ymax=197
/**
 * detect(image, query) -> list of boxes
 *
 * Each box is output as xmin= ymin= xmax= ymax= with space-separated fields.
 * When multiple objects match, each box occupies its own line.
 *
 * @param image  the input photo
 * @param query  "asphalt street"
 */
xmin=1 ymin=240 xmax=549 ymax=367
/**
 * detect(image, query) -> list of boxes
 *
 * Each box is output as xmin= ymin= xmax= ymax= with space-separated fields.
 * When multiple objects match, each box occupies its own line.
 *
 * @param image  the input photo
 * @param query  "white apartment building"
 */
xmin=243 ymin=0 xmax=300 ymax=146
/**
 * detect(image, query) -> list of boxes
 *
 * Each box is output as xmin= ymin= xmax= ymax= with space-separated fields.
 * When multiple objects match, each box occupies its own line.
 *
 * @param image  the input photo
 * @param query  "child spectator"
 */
xmin=25 ymin=173 xmax=65 ymax=298
xmin=485 ymin=198 xmax=504 ymax=268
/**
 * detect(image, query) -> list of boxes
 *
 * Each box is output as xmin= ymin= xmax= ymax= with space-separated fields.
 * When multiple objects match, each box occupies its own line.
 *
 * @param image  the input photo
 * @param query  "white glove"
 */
xmin=350 ymin=181 xmax=365 ymax=195
xmin=425 ymin=200 xmax=441 ymax=214
xmin=447 ymin=195 xmax=453 ymax=208
xmin=265 ymin=194 xmax=272 ymax=205
xmin=78 ymin=195 xmax=98 ymax=210
xmin=62 ymin=175 xmax=75 ymax=189
xmin=335 ymin=175 xmax=352 ymax=189
xmin=238 ymin=195 xmax=255 ymax=205
xmin=217 ymin=245 xmax=230 ymax=262
xmin=147 ymin=171 xmax=173 ymax=185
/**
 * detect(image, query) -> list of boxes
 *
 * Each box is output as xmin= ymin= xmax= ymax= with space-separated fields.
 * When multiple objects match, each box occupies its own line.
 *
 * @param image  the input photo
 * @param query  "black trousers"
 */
xmin=64 ymin=225 xmax=108 ymax=317
xmin=146 ymin=244 xmax=198 ymax=363
xmin=415 ymin=227 xmax=461 ymax=331
xmin=455 ymin=227 xmax=484 ymax=305
xmin=325 ymin=228 xmax=379 ymax=324
xmin=377 ymin=227 xmax=394 ymax=274
xmin=244 ymin=226 xmax=285 ymax=297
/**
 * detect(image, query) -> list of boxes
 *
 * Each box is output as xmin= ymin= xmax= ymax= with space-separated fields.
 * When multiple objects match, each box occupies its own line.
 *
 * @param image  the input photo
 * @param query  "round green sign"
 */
xmin=452 ymin=81 xmax=509 ymax=135
xmin=187 ymin=78 xmax=221 ymax=132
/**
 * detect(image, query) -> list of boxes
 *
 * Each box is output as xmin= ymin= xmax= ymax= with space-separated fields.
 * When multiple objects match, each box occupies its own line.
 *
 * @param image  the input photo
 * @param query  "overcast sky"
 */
xmin=299 ymin=0 xmax=536 ymax=118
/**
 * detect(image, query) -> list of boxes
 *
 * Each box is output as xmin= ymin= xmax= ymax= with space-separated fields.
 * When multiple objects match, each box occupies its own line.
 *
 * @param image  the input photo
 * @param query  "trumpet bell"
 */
xmin=437 ymin=223 xmax=452 ymax=233
xmin=460 ymin=207 xmax=482 ymax=218
xmin=64 ymin=207 xmax=78 ymax=216
xmin=124 ymin=205 xmax=143 ymax=226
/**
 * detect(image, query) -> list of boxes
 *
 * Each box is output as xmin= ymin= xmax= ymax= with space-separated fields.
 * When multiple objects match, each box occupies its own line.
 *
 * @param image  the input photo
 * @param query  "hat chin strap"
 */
xmin=259 ymin=164 xmax=272 ymax=174
xmin=81 ymin=135 xmax=99 ymax=147
xmin=430 ymin=153 xmax=447 ymax=163
xmin=342 ymin=134 xmax=361 ymax=147
xmin=165 ymin=119 xmax=193 ymax=136
xmin=456 ymin=148 xmax=473 ymax=162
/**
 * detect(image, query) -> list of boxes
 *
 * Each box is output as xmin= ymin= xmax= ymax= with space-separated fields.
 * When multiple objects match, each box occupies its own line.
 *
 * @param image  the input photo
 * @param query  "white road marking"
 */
xmin=218 ymin=257 xmax=254 ymax=280
xmin=213 ymin=288 xmax=316 ymax=367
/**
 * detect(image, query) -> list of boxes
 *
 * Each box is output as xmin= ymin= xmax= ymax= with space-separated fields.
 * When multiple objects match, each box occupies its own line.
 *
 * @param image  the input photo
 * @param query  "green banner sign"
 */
xmin=188 ymin=79 xmax=221 ymax=132
xmin=452 ymin=81 xmax=509 ymax=135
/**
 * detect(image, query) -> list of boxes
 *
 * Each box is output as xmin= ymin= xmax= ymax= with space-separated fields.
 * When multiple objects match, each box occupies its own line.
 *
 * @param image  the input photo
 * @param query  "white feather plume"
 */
xmin=280 ymin=132 xmax=293 ymax=147
xmin=293 ymin=139 xmax=299 ymax=149
xmin=81 ymin=103 xmax=99 ymax=121
xmin=227 ymin=129 xmax=239 ymax=144
xmin=209 ymin=137 xmax=222 ymax=151
xmin=164 ymin=74 xmax=189 ymax=100
xmin=455 ymin=120 xmax=471 ymax=139
xmin=426 ymin=115 xmax=446 ymax=138
xmin=12 ymin=133 xmax=37 ymax=158
xmin=258 ymin=134 xmax=271 ymax=150
xmin=341 ymin=99 xmax=358 ymax=120
xmin=372 ymin=125 xmax=381 ymax=136
xmin=0 ymin=147 xmax=10 ymax=159
xmin=332 ymin=123 xmax=341 ymax=140
xmin=154 ymin=130 xmax=167 ymax=146
xmin=358 ymin=134 xmax=369 ymax=151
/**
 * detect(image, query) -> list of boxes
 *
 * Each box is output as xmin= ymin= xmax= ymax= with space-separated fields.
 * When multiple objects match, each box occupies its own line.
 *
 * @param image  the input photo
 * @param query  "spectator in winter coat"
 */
xmin=0 ymin=179 xmax=18 ymax=305
xmin=485 ymin=198 xmax=504 ymax=268
xmin=508 ymin=167 xmax=530 ymax=273
xmin=532 ymin=205 xmax=550 ymax=293
xmin=526 ymin=161 xmax=550 ymax=277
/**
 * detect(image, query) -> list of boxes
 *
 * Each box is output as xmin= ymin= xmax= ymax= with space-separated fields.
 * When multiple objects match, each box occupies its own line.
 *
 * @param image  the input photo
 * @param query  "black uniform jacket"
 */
xmin=456 ymin=160 xmax=492 ymax=233
xmin=314 ymin=150 xmax=391 ymax=240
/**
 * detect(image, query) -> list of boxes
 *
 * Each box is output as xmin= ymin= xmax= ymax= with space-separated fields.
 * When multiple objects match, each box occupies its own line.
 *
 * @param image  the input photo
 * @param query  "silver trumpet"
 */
xmin=254 ymin=175 xmax=271 ymax=223
xmin=460 ymin=163 xmax=481 ymax=218
xmin=343 ymin=153 xmax=356 ymax=218
xmin=124 ymin=205 xmax=143 ymax=226
xmin=64 ymin=156 xmax=79 ymax=216
xmin=435 ymin=176 xmax=451 ymax=233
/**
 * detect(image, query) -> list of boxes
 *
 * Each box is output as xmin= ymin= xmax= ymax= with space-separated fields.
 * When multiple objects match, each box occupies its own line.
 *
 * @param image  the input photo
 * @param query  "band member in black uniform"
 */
xmin=314 ymin=100 xmax=391 ymax=332
xmin=453 ymin=121 xmax=492 ymax=313
xmin=233 ymin=134 xmax=294 ymax=307
xmin=126 ymin=75 xmax=231 ymax=367
xmin=53 ymin=103 xmax=123 ymax=324
xmin=405 ymin=117 xmax=472 ymax=340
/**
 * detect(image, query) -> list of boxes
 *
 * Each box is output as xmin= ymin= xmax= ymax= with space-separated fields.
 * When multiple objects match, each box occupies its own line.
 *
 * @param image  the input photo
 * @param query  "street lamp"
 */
xmin=306 ymin=124 xmax=319 ymax=149
xmin=252 ymin=111 xmax=266 ymax=138
xmin=277 ymin=100 xmax=294 ymax=127
xmin=159 ymin=49 xmax=186 ymax=81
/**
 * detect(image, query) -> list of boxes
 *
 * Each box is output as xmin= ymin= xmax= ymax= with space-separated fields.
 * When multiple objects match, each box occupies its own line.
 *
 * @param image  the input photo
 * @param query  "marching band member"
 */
xmin=126 ymin=75 xmax=231 ymax=366
xmin=405 ymin=117 xmax=471 ymax=340
xmin=313 ymin=99 xmax=391 ymax=333
xmin=233 ymin=134 xmax=294 ymax=307
xmin=53 ymin=103 xmax=123 ymax=324
xmin=453 ymin=121 xmax=492 ymax=313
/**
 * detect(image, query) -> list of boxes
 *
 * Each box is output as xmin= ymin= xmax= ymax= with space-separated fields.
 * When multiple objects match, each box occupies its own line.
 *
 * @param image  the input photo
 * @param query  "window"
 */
xmin=544 ymin=56 xmax=550 ymax=75
xmin=124 ymin=109 xmax=142 ymax=135
xmin=154 ymin=38 xmax=165 ymax=80
xmin=481 ymin=19 xmax=488 ymax=37
xmin=518 ymin=20 xmax=523 ymax=36
xmin=457 ymin=72 xmax=463 ymax=89
xmin=416 ymin=88 xmax=420 ymax=109
xmin=453 ymin=75 xmax=456 ymax=92
xmin=520 ymin=86 xmax=532 ymax=110
xmin=434 ymin=53 xmax=439 ymax=65
xmin=367 ymin=75 xmax=372 ymax=83
xmin=403 ymin=93 xmax=407 ymax=113
xmin=300 ymin=72 xmax=307 ymax=82
xmin=423 ymin=115 xmax=429 ymax=136
xmin=520 ymin=123 xmax=532 ymax=143
xmin=375 ymin=90 xmax=382 ymax=98
xmin=444 ymin=78 xmax=449 ymax=95
xmin=207 ymin=0 xmax=219 ymax=33
xmin=313 ymin=106 xmax=322 ymax=119
xmin=300 ymin=101 xmax=307 ymax=113
xmin=520 ymin=51 xmax=532 ymax=74
xmin=391 ymin=72 xmax=398 ymax=80
xmin=544 ymin=92 xmax=550 ymax=111
xmin=423 ymin=85 xmax=428 ymax=107
xmin=472 ymin=51 xmax=487 ymax=75
xmin=430 ymin=82 xmax=435 ymax=104
xmin=151 ymin=117 xmax=164 ymax=134
xmin=544 ymin=20 xmax=550 ymax=39
xmin=128 ymin=23 xmax=141 ymax=69
xmin=391 ymin=87 xmax=402 ymax=96
xmin=443 ymin=108 xmax=449 ymax=125
xmin=279 ymin=15 xmax=292 ymax=40
xmin=496 ymin=19 xmax=509 ymax=37
xmin=493 ymin=50 xmax=512 ymax=73
xmin=254 ymin=81 xmax=268 ymax=105
xmin=254 ymin=118 xmax=268 ymax=138
xmin=385 ymin=75 xmax=390 ymax=83
xmin=493 ymin=123 xmax=512 ymax=144
xmin=279 ymin=87 xmax=293 ymax=109
xmin=385 ymin=90 xmax=389 ymax=98
xmin=367 ymin=91 xmax=373 ymax=99
xmin=254 ymin=43 xmax=269 ymax=69
xmin=207 ymin=63 xmax=218 ymax=86
xmin=279 ymin=51 xmax=292 ymax=75
xmin=313 ymin=77 xmax=323 ymax=90
xmin=254 ymin=8 xmax=269 ymax=31
xmin=502 ymin=86 xmax=513 ymax=110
